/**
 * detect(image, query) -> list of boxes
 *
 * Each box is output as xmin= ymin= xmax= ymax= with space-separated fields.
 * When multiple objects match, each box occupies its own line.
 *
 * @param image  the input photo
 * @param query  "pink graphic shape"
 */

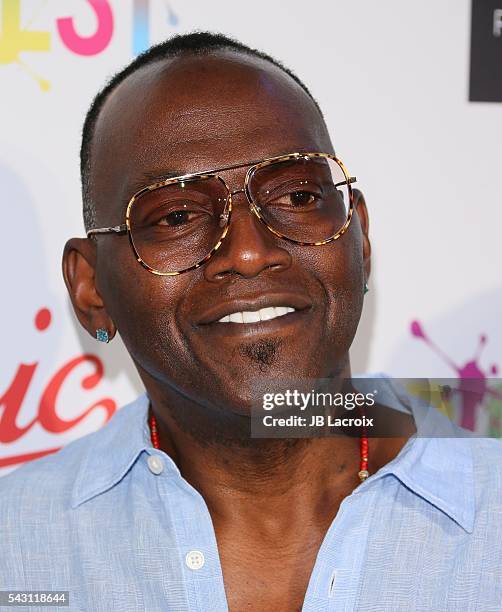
xmin=57 ymin=0 xmax=113 ymax=56
xmin=410 ymin=320 xmax=426 ymax=339
xmin=410 ymin=320 xmax=501 ymax=430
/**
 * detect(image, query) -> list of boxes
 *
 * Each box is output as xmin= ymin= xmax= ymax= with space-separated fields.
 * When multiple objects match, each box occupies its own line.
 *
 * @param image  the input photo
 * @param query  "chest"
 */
xmin=12 ymin=475 xmax=497 ymax=612
xmin=217 ymin=530 xmax=326 ymax=612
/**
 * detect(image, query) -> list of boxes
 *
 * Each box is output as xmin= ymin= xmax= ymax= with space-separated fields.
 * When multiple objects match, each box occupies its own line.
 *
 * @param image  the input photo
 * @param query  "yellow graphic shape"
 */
xmin=405 ymin=381 xmax=455 ymax=420
xmin=0 ymin=0 xmax=51 ymax=90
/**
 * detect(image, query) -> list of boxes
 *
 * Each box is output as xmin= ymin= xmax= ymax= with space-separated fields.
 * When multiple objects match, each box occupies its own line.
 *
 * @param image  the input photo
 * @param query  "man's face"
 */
xmin=79 ymin=51 xmax=369 ymax=417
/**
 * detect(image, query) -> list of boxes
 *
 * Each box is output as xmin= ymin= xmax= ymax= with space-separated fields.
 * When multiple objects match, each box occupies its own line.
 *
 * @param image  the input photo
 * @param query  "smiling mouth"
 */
xmin=217 ymin=306 xmax=296 ymax=324
xmin=196 ymin=292 xmax=312 ymax=330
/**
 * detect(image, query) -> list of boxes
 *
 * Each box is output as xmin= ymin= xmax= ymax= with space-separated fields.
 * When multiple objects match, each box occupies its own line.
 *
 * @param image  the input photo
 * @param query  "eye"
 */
xmin=289 ymin=190 xmax=316 ymax=207
xmin=158 ymin=209 xmax=195 ymax=226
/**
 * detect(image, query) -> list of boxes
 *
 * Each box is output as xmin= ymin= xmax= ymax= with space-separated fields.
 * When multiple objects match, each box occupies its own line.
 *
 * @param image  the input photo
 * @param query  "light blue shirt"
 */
xmin=1 ymin=377 xmax=502 ymax=611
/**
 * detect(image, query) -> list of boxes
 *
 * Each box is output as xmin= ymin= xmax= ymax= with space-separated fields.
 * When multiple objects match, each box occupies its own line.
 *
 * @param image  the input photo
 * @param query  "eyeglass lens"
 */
xmin=129 ymin=156 xmax=350 ymax=274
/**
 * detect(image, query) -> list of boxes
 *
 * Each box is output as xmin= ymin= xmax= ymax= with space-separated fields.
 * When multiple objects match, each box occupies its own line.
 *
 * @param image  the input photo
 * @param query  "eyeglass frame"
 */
xmin=86 ymin=151 xmax=357 ymax=276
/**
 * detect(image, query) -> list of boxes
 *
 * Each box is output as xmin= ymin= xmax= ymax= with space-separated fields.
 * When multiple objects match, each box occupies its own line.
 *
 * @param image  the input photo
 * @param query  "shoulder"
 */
xmin=0 ymin=394 xmax=147 ymax=513
xmin=0 ymin=395 xmax=149 ymax=582
xmin=0 ymin=432 xmax=97 ymax=575
xmin=0 ymin=429 xmax=99 ymax=512
xmin=470 ymin=437 xmax=502 ymax=501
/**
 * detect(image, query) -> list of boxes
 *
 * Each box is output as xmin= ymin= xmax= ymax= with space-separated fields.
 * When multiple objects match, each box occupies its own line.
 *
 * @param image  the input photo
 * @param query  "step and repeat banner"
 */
xmin=1 ymin=0 xmax=501 ymax=474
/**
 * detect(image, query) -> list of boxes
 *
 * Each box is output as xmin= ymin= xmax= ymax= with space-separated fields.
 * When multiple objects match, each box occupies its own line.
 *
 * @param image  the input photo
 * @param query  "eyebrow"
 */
xmin=125 ymin=169 xmax=184 ymax=198
xmin=123 ymin=148 xmax=328 ymax=201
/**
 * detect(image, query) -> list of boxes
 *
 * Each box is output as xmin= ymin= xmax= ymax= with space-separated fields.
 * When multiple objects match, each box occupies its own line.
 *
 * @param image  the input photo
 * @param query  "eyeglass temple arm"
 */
xmin=335 ymin=176 xmax=357 ymax=188
xmin=86 ymin=223 xmax=127 ymax=237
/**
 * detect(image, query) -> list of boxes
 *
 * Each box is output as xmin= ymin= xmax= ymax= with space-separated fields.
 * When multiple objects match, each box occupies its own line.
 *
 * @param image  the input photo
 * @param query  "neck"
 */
xmin=142 ymin=372 xmax=373 ymax=528
xmin=152 ymin=398 xmax=362 ymax=524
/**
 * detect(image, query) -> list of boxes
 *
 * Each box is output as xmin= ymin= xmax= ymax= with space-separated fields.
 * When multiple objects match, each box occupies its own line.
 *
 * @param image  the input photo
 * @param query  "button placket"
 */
xmin=302 ymin=487 xmax=378 ymax=611
xmin=158 ymin=477 xmax=229 ymax=611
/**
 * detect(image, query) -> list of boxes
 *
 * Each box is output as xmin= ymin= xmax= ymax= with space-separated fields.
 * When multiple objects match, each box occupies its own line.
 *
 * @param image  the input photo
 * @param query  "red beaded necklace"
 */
xmin=149 ymin=409 xmax=369 ymax=482
xmin=358 ymin=413 xmax=369 ymax=481
xmin=149 ymin=410 xmax=160 ymax=450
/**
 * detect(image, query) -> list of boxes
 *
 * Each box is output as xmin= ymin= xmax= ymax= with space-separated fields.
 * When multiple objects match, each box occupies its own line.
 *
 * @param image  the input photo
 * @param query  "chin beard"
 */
xmin=237 ymin=337 xmax=283 ymax=372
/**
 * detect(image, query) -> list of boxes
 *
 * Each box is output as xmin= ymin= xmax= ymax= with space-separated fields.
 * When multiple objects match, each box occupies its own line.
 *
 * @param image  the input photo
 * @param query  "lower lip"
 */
xmin=197 ymin=309 xmax=311 ymax=337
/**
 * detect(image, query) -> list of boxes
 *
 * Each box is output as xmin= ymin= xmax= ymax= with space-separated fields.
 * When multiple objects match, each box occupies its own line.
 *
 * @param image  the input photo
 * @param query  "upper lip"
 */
xmin=196 ymin=293 xmax=312 ymax=325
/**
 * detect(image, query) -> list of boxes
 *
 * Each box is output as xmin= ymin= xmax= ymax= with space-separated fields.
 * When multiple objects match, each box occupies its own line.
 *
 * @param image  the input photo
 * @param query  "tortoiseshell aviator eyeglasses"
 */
xmin=86 ymin=151 xmax=357 ymax=276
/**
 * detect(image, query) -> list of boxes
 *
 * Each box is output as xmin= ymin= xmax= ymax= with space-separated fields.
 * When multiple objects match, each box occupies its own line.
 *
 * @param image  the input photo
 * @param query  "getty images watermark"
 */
xmin=250 ymin=380 xmax=380 ymax=438
xmin=250 ymin=377 xmax=502 ymax=439
xmin=262 ymin=389 xmax=375 ymax=429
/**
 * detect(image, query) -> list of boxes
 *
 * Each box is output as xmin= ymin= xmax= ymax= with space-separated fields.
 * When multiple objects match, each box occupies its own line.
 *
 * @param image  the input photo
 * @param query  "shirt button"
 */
xmin=185 ymin=550 xmax=205 ymax=570
xmin=147 ymin=455 xmax=164 ymax=475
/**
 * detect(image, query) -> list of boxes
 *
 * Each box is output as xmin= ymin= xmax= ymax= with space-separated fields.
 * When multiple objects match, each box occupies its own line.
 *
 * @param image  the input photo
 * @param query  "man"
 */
xmin=1 ymin=32 xmax=501 ymax=612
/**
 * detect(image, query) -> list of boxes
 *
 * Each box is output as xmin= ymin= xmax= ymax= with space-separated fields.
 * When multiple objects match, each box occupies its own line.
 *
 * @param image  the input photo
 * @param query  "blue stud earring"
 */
xmin=96 ymin=328 xmax=109 ymax=343
xmin=364 ymin=282 xmax=369 ymax=295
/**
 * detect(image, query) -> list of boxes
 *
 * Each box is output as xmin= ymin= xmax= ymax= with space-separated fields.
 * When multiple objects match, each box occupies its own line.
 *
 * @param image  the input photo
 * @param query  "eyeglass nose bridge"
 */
xmin=218 ymin=186 xmax=259 ymax=228
xmin=230 ymin=188 xmax=246 ymax=196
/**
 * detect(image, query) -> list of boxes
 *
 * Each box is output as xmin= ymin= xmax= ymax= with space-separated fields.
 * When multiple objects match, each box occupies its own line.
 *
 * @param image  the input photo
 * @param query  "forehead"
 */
xmin=91 ymin=50 xmax=332 ymax=219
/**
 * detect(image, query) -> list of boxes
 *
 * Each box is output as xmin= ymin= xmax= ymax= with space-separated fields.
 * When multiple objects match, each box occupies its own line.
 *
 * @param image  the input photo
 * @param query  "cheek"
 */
xmin=303 ymin=222 xmax=364 ymax=294
xmin=302 ymin=228 xmax=364 ymax=350
xmin=95 ymin=243 xmax=192 ymax=375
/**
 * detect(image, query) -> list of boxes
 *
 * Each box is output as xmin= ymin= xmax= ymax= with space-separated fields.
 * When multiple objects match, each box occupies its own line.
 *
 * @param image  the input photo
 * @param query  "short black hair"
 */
xmin=81 ymin=31 xmax=323 ymax=232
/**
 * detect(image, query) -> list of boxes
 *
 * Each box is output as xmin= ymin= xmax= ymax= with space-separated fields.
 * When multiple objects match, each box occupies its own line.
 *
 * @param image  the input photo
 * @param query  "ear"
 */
xmin=62 ymin=238 xmax=116 ymax=341
xmin=353 ymin=188 xmax=371 ymax=280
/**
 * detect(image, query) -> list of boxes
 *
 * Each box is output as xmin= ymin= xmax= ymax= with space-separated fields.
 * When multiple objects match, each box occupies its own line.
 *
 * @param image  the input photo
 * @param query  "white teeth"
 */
xmin=259 ymin=307 xmax=276 ymax=321
xmin=242 ymin=310 xmax=261 ymax=323
xmin=217 ymin=306 xmax=296 ymax=323
xmin=274 ymin=306 xmax=288 ymax=317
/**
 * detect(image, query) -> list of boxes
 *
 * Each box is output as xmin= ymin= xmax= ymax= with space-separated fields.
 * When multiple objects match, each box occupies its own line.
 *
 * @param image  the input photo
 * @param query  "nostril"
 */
xmin=214 ymin=268 xmax=234 ymax=281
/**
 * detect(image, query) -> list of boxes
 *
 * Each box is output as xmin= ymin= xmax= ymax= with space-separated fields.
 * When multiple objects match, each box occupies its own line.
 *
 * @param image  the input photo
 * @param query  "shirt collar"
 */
xmin=71 ymin=380 xmax=476 ymax=533
xmin=71 ymin=392 xmax=156 ymax=508
xmin=353 ymin=375 xmax=476 ymax=533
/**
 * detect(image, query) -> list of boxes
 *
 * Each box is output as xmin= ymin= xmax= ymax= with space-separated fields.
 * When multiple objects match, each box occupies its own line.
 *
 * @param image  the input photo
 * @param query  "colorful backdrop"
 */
xmin=1 ymin=0 xmax=501 ymax=474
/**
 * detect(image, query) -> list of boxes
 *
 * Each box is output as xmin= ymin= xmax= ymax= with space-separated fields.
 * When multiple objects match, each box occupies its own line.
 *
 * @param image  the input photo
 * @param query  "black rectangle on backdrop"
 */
xmin=470 ymin=0 xmax=502 ymax=101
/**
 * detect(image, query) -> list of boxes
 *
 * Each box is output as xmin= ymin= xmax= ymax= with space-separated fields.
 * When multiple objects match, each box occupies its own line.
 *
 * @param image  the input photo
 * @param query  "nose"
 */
xmin=204 ymin=189 xmax=292 ymax=281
